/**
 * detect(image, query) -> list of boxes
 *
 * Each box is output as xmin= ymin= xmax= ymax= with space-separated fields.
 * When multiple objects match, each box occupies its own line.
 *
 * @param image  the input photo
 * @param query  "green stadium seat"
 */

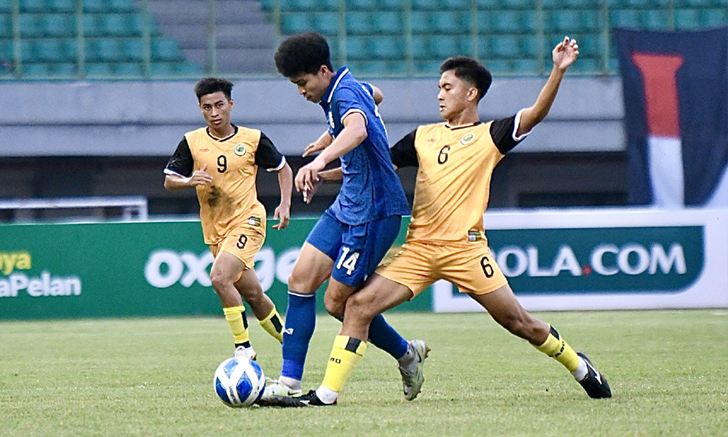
xmin=310 ymin=12 xmax=338 ymax=36
xmin=82 ymin=0 xmax=106 ymax=13
xmin=120 ymin=38 xmax=144 ymax=61
xmin=346 ymin=11 xmax=373 ymax=35
xmin=346 ymin=36 xmax=369 ymax=60
xmin=33 ymin=38 xmax=67 ymax=62
xmin=577 ymin=33 xmax=601 ymax=57
xmin=0 ymin=0 xmax=10 ymax=12
xmin=500 ymin=0 xmax=533 ymax=8
xmin=0 ymin=39 xmax=12 ymax=59
xmin=281 ymin=13 xmax=311 ymax=34
xmin=675 ymin=9 xmax=699 ymax=30
xmin=98 ymin=14 xmax=132 ymax=37
xmin=371 ymin=11 xmax=403 ymax=35
xmin=50 ymin=61 xmax=76 ymax=76
xmin=126 ymin=13 xmax=145 ymax=36
xmin=476 ymin=36 xmax=490 ymax=59
xmin=441 ymin=0 xmax=470 ymax=9
xmin=47 ymin=0 xmax=76 ymax=12
xmin=107 ymin=0 xmax=136 ymax=12
xmin=346 ymin=0 xmax=377 ymax=10
xmin=609 ymin=9 xmax=640 ymax=28
xmin=700 ymin=9 xmax=728 ymax=27
xmin=428 ymin=35 xmax=463 ymax=59
xmin=432 ymin=11 xmax=470 ymax=35
xmin=368 ymin=36 xmax=405 ymax=59
xmin=282 ymin=0 xmax=320 ymax=11
xmin=413 ymin=59 xmax=442 ymax=75
xmin=411 ymin=35 xmax=432 ymax=59
xmin=561 ymin=0 xmax=595 ymax=8
xmin=20 ymin=0 xmax=46 ymax=12
xmin=21 ymin=62 xmax=51 ymax=77
xmin=519 ymin=10 xmax=539 ymax=34
xmin=151 ymin=38 xmax=182 ymax=61
xmin=485 ymin=59 xmax=510 ymax=74
xmin=487 ymin=10 xmax=523 ymax=34
xmin=19 ymin=14 xmax=43 ymax=38
xmin=82 ymin=13 xmax=102 ymax=36
xmin=490 ymin=34 xmax=520 ymax=59
xmin=411 ymin=11 xmax=432 ymax=34
xmin=151 ymin=61 xmax=202 ymax=77
xmin=512 ymin=59 xmax=540 ymax=74
xmin=412 ymin=0 xmax=440 ymax=10
xmin=569 ymin=56 xmax=600 ymax=73
xmin=41 ymin=13 xmax=77 ymax=37
xmin=86 ymin=38 xmax=122 ymax=62
xmin=520 ymin=35 xmax=540 ymax=58
xmin=0 ymin=14 xmax=10 ymax=38
xmin=114 ymin=61 xmax=143 ymax=76
xmin=642 ymin=9 xmax=669 ymax=30
xmin=379 ymin=0 xmax=405 ymax=10
xmin=85 ymin=62 xmax=113 ymax=76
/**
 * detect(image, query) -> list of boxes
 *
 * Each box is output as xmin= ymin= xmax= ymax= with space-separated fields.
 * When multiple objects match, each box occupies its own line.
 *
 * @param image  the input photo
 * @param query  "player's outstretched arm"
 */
xmin=295 ymin=112 xmax=367 ymax=192
xmin=517 ymin=36 xmax=579 ymax=136
xmin=370 ymin=85 xmax=384 ymax=105
xmin=303 ymin=131 xmax=334 ymax=158
xmin=273 ymin=162 xmax=293 ymax=230
xmin=163 ymin=164 xmax=212 ymax=191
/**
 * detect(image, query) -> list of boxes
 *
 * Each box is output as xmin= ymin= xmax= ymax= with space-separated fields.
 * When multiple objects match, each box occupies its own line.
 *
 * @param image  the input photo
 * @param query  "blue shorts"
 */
xmin=305 ymin=209 xmax=402 ymax=287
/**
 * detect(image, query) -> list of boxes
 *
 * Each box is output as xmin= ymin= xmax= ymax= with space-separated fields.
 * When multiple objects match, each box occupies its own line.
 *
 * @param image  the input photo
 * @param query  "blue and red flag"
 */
xmin=614 ymin=27 xmax=728 ymax=207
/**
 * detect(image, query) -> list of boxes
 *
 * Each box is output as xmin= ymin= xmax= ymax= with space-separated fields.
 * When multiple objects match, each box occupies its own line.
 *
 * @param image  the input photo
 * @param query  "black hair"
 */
xmin=274 ymin=32 xmax=333 ymax=77
xmin=193 ymin=77 xmax=233 ymax=101
xmin=439 ymin=56 xmax=492 ymax=102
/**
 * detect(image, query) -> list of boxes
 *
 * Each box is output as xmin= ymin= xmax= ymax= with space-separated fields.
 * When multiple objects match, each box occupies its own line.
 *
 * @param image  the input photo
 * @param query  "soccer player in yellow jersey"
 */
xmin=265 ymin=37 xmax=612 ymax=406
xmin=163 ymin=78 xmax=293 ymax=360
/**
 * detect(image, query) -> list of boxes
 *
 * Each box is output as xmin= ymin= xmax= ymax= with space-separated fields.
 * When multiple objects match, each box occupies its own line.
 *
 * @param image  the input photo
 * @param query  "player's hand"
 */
xmin=302 ymin=176 xmax=324 ymax=204
xmin=272 ymin=203 xmax=290 ymax=230
xmin=295 ymin=159 xmax=325 ymax=193
xmin=553 ymin=36 xmax=579 ymax=71
xmin=302 ymin=140 xmax=328 ymax=158
xmin=187 ymin=164 xmax=213 ymax=187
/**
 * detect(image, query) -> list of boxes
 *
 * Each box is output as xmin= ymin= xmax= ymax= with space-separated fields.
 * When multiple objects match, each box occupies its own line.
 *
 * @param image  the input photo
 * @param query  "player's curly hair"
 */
xmin=274 ymin=32 xmax=333 ymax=77
xmin=440 ymin=57 xmax=492 ymax=102
xmin=194 ymin=77 xmax=233 ymax=102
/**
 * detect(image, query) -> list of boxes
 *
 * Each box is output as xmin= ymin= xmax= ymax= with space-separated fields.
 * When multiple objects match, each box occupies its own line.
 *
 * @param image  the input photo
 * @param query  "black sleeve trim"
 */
xmin=490 ymin=115 xmax=521 ymax=154
xmin=255 ymin=132 xmax=285 ymax=170
xmin=390 ymin=129 xmax=418 ymax=168
xmin=164 ymin=137 xmax=194 ymax=177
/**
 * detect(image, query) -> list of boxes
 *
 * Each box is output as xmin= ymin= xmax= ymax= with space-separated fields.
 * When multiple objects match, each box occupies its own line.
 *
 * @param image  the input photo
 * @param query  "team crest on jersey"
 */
xmin=234 ymin=143 xmax=246 ymax=156
xmin=460 ymin=133 xmax=476 ymax=145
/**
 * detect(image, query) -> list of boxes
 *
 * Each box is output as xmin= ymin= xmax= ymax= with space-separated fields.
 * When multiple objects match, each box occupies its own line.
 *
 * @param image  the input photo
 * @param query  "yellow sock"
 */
xmin=534 ymin=326 xmax=580 ymax=372
xmin=321 ymin=335 xmax=368 ymax=393
xmin=259 ymin=307 xmax=284 ymax=343
xmin=223 ymin=305 xmax=250 ymax=345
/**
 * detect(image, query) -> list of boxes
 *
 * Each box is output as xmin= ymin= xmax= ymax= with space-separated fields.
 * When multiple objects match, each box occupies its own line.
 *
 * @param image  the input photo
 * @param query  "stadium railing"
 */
xmin=0 ymin=195 xmax=149 ymax=221
xmin=0 ymin=0 xmax=726 ymax=79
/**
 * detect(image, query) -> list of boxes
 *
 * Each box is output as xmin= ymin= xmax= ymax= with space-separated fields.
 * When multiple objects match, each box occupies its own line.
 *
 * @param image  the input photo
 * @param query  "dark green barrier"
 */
xmin=0 ymin=219 xmax=432 ymax=320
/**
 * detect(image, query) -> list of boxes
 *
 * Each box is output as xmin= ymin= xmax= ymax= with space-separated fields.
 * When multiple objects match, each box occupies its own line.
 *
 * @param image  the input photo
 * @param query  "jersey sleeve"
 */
xmin=390 ymin=129 xmax=419 ymax=168
xmin=490 ymin=110 xmax=530 ymax=154
xmin=254 ymin=132 xmax=286 ymax=172
xmin=164 ymin=137 xmax=194 ymax=177
xmin=361 ymin=82 xmax=374 ymax=97
xmin=335 ymin=86 xmax=368 ymax=126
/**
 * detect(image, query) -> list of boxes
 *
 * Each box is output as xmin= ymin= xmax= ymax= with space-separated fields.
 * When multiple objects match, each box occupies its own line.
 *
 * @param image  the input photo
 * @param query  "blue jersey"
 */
xmin=318 ymin=67 xmax=410 ymax=225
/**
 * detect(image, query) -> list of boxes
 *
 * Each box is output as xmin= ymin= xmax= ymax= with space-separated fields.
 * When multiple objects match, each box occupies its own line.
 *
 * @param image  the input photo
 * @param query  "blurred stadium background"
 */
xmin=0 ymin=0 xmax=727 ymax=221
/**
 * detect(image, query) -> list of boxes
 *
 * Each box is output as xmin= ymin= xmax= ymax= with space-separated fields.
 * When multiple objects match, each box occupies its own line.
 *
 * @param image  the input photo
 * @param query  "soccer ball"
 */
xmin=213 ymin=356 xmax=265 ymax=408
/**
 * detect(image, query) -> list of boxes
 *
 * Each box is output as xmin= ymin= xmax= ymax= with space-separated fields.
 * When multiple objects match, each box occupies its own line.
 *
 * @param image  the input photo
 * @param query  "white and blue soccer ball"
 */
xmin=213 ymin=356 xmax=265 ymax=408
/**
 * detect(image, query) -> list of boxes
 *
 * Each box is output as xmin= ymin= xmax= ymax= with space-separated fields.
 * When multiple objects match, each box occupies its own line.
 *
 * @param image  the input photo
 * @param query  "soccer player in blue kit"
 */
xmin=261 ymin=32 xmax=429 ymax=402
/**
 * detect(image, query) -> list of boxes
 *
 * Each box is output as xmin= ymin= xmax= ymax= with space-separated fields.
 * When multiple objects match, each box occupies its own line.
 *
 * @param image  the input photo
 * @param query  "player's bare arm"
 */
xmin=295 ymin=112 xmax=367 ymax=192
xmin=302 ymin=166 xmax=344 ymax=204
xmin=302 ymin=131 xmax=334 ymax=158
xmin=518 ymin=36 xmax=579 ymax=136
xmin=273 ymin=162 xmax=293 ymax=230
xmin=163 ymin=164 xmax=212 ymax=191
xmin=370 ymin=85 xmax=384 ymax=105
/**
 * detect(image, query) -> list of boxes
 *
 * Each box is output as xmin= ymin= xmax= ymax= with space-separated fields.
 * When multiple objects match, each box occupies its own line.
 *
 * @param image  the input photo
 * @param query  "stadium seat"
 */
xmin=151 ymin=38 xmax=182 ymax=61
xmin=40 ymin=13 xmax=77 ymax=38
xmin=82 ymin=0 xmax=106 ymax=13
xmin=412 ymin=0 xmax=441 ymax=10
xmin=346 ymin=36 xmax=369 ymax=60
xmin=368 ymin=36 xmax=405 ymax=60
xmin=97 ymin=14 xmax=131 ymax=37
xmin=310 ymin=12 xmax=339 ymax=36
xmin=490 ymin=35 xmax=520 ymax=59
xmin=282 ymin=0 xmax=321 ymax=11
xmin=520 ymin=35 xmax=540 ymax=58
xmin=413 ymin=59 xmax=442 ymax=75
xmin=47 ymin=0 xmax=75 ymax=12
xmin=429 ymin=35 xmax=466 ymax=59
xmin=346 ymin=11 xmax=373 ymax=35
xmin=0 ymin=0 xmax=10 ymax=12
xmin=609 ymin=9 xmax=640 ymax=28
xmin=33 ymin=38 xmax=67 ymax=62
xmin=19 ymin=14 xmax=43 ymax=38
xmin=281 ymin=13 xmax=312 ymax=34
xmin=512 ymin=59 xmax=540 ymax=74
xmin=411 ymin=35 xmax=432 ymax=59
xmin=642 ymin=9 xmax=669 ymax=30
xmin=86 ymin=38 xmax=122 ymax=62
xmin=411 ymin=11 xmax=432 ymax=34
xmin=440 ymin=0 xmax=470 ymax=9
xmin=125 ymin=13 xmax=145 ymax=36
xmin=379 ymin=0 xmax=405 ymax=10
xmin=21 ymin=62 xmax=51 ymax=77
xmin=432 ymin=11 xmax=470 ymax=35
xmin=700 ymin=9 xmax=728 ymax=27
xmin=85 ymin=61 xmax=113 ymax=76
xmin=371 ymin=11 xmax=403 ymax=35
xmin=107 ymin=0 xmax=136 ymax=12
xmin=519 ymin=10 xmax=539 ymax=34
xmin=20 ymin=0 xmax=46 ymax=12
xmin=82 ymin=13 xmax=102 ymax=37
xmin=0 ymin=39 xmax=12 ymax=60
xmin=50 ymin=61 xmax=77 ymax=76
xmin=346 ymin=0 xmax=377 ymax=10
xmin=577 ymin=33 xmax=601 ymax=57
xmin=487 ymin=10 xmax=524 ymax=34
xmin=114 ymin=61 xmax=143 ymax=76
xmin=561 ymin=0 xmax=596 ymax=8
xmin=0 ymin=14 xmax=10 ymax=38
xmin=485 ymin=59 xmax=510 ymax=74
xmin=120 ymin=38 xmax=144 ymax=61
xmin=674 ymin=9 xmax=699 ymax=30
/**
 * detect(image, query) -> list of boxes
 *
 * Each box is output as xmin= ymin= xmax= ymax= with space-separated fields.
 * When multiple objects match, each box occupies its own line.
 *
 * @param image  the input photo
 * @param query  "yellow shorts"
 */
xmin=209 ymin=218 xmax=266 ymax=269
xmin=375 ymin=239 xmax=508 ymax=298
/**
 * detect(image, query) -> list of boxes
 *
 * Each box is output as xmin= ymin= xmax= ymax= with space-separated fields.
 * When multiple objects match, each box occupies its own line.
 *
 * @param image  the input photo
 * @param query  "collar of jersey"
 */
xmin=445 ymin=121 xmax=482 ymax=130
xmin=206 ymin=124 xmax=238 ymax=142
xmin=322 ymin=66 xmax=350 ymax=105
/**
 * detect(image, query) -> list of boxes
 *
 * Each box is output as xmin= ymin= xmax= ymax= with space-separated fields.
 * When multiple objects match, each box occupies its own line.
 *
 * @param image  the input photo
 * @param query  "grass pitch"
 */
xmin=1 ymin=310 xmax=726 ymax=436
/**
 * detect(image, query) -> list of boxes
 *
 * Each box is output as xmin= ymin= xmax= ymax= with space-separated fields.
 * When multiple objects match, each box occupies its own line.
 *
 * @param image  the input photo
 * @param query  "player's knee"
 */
xmin=323 ymin=293 xmax=345 ymax=319
xmin=288 ymin=268 xmax=318 ymax=293
xmin=346 ymin=292 xmax=377 ymax=323
xmin=209 ymin=271 xmax=229 ymax=294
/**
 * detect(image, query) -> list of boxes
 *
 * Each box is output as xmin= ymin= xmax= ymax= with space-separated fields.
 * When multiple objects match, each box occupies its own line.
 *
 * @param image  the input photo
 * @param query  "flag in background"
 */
xmin=614 ymin=27 xmax=728 ymax=207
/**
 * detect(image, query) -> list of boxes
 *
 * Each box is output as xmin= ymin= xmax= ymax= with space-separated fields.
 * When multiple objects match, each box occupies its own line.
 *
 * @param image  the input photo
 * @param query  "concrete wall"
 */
xmin=0 ymin=76 xmax=625 ymax=157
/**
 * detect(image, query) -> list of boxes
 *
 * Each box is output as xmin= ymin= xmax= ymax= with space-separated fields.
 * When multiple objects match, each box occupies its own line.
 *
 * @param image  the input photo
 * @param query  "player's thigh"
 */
xmin=374 ymin=241 xmax=439 ymax=298
xmin=331 ymin=215 xmax=401 ymax=288
xmin=288 ymin=242 xmax=335 ymax=294
xmin=350 ymin=273 xmax=414 ymax=315
xmin=440 ymin=242 xmax=508 ymax=295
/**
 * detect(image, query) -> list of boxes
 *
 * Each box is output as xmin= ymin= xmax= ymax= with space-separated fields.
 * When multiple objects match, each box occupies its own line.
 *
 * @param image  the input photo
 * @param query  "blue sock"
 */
xmin=367 ymin=314 xmax=408 ymax=360
xmin=281 ymin=291 xmax=316 ymax=381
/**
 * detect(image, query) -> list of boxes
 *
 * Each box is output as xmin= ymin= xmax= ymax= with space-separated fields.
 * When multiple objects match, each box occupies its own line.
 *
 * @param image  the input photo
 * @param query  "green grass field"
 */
xmin=1 ymin=310 xmax=726 ymax=436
